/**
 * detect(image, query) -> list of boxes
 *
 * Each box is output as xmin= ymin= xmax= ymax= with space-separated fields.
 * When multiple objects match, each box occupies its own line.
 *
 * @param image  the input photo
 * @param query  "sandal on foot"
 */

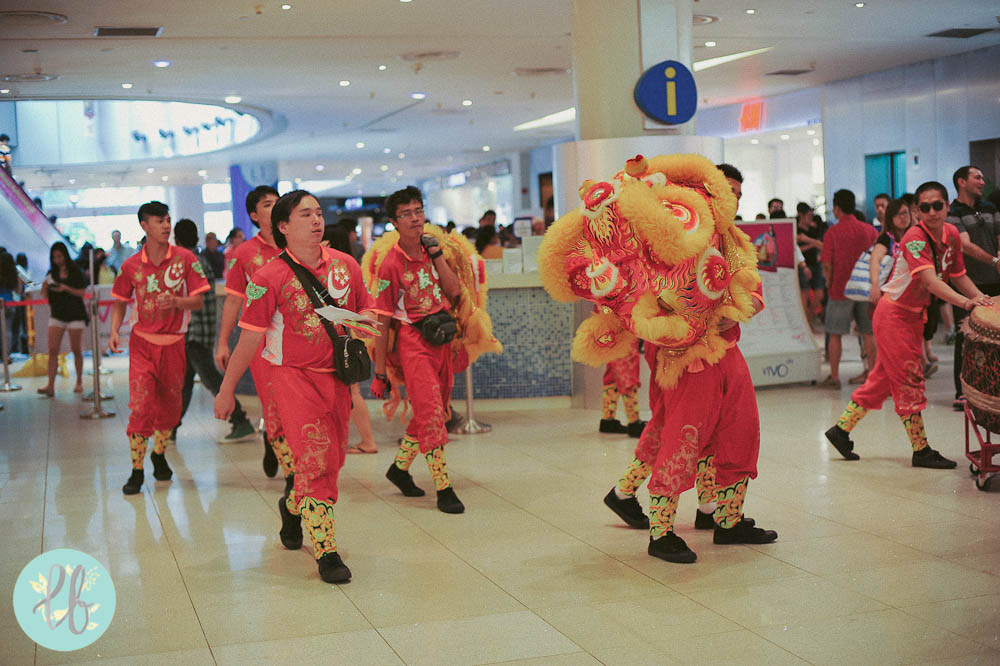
xmin=347 ymin=443 xmax=378 ymax=454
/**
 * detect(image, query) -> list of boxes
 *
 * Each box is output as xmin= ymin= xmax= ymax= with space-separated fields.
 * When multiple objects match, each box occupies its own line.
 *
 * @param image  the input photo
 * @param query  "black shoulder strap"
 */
xmin=919 ymin=225 xmax=940 ymax=276
xmin=278 ymin=251 xmax=344 ymax=341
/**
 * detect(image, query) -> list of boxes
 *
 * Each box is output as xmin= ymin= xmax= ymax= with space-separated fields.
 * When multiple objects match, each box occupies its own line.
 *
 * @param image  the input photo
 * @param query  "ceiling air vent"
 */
xmin=514 ymin=67 xmax=569 ymax=77
xmin=766 ymin=68 xmax=813 ymax=76
xmin=398 ymin=50 xmax=460 ymax=62
xmin=94 ymin=26 xmax=164 ymax=37
xmin=1 ymin=73 xmax=58 ymax=82
xmin=0 ymin=11 xmax=68 ymax=26
xmin=927 ymin=28 xmax=994 ymax=38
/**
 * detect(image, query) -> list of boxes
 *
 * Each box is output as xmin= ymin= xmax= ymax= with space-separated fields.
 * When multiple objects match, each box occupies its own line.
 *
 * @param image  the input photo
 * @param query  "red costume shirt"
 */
xmin=239 ymin=247 xmax=376 ymax=371
xmin=820 ymin=215 xmax=879 ymax=300
xmin=373 ymin=242 xmax=449 ymax=323
xmin=225 ymin=234 xmax=282 ymax=301
xmin=882 ymin=222 xmax=966 ymax=312
xmin=112 ymin=245 xmax=211 ymax=345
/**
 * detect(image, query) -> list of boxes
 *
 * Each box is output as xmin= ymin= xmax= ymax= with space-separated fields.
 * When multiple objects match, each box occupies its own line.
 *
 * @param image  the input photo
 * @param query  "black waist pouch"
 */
xmin=417 ymin=311 xmax=457 ymax=346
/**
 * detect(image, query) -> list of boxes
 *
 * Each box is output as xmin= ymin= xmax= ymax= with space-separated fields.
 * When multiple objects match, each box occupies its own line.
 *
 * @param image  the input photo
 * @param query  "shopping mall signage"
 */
xmin=633 ymin=59 xmax=697 ymax=125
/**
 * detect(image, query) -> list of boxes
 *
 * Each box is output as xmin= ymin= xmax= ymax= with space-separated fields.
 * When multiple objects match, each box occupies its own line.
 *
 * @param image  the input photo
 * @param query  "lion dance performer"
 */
xmin=598 ymin=338 xmax=646 ymax=437
xmin=539 ymin=154 xmax=778 ymax=563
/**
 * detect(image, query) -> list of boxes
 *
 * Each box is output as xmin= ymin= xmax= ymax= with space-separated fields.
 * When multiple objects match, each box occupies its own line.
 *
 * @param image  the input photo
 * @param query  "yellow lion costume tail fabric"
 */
xmin=538 ymin=153 xmax=760 ymax=389
xmin=361 ymin=224 xmax=503 ymax=420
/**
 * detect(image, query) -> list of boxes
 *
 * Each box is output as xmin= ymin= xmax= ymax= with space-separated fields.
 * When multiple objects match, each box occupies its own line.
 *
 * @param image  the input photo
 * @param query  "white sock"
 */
xmin=614 ymin=488 xmax=631 ymax=501
xmin=698 ymin=501 xmax=717 ymax=514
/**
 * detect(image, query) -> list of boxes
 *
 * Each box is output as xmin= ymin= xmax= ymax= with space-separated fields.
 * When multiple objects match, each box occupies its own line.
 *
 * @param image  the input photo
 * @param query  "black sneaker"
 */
xmin=648 ymin=532 xmax=697 ymax=564
xmin=221 ymin=419 xmax=255 ymax=443
xmin=386 ymin=463 xmax=426 ymax=497
xmin=694 ymin=509 xmax=715 ymax=530
xmin=825 ymin=425 xmax=860 ymax=461
xmin=952 ymin=396 xmax=965 ymax=412
xmin=122 ymin=469 xmax=144 ymax=495
xmin=912 ymin=447 xmax=958 ymax=469
xmin=437 ymin=487 xmax=465 ymax=514
xmin=627 ymin=420 xmax=647 ymax=438
xmin=603 ymin=488 xmax=649 ymax=529
xmin=150 ymin=452 xmax=173 ymax=481
xmin=599 ymin=418 xmax=628 ymax=434
xmin=277 ymin=497 xmax=303 ymax=550
xmin=262 ymin=433 xmax=278 ymax=478
xmin=714 ymin=518 xmax=778 ymax=544
xmin=317 ymin=552 xmax=351 ymax=584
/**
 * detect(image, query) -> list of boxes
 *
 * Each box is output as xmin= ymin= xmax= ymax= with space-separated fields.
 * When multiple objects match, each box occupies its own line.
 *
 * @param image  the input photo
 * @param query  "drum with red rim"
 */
xmin=961 ymin=304 xmax=1000 ymax=434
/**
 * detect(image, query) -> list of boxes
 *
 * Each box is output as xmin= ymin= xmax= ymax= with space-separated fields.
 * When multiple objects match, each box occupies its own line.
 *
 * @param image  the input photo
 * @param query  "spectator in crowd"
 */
xmin=225 ymin=227 xmax=245 ymax=251
xmin=32 ymin=197 xmax=43 ymax=210
xmin=445 ymin=221 xmax=456 ymax=233
xmin=92 ymin=248 xmax=116 ymax=284
xmin=0 ymin=133 xmax=12 ymax=173
xmin=338 ymin=217 xmax=365 ymax=262
xmin=948 ymin=165 xmax=1000 ymax=411
xmin=768 ymin=198 xmax=786 ymax=218
xmin=544 ymin=196 xmax=556 ymax=226
xmin=0 ymin=251 xmax=23 ymax=361
xmin=36 ymin=242 xmax=89 ymax=395
xmin=11 ymin=252 xmax=29 ymax=354
xmin=755 ymin=213 xmax=767 ymax=220
xmin=461 ymin=227 xmax=478 ymax=241
xmin=872 ymin=192 xmax=890 ymax=231
xmin=475 ymin=225 xmax=503 ymax=259
xmin=479 ymin=209 xmax=497 ymax=227
xmin=202 ymin=231 xmax=226 ymax=278
xmin=820 ymin=189 xmax=878 ymax=388
xmin=107 ymin=230 xmax=135 ymax=272
xmin=796 ymin=202 xmax=827 ymax=328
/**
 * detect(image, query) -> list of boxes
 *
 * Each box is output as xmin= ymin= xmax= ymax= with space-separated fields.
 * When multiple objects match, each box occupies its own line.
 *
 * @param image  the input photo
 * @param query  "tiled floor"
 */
xmin=1 ymin=347 xmax=998 ymax=666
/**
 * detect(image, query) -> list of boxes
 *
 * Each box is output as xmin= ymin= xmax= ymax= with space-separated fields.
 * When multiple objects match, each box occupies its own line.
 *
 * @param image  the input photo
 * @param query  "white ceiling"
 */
xmin=2 ymin=0 xmax=998 ymax=195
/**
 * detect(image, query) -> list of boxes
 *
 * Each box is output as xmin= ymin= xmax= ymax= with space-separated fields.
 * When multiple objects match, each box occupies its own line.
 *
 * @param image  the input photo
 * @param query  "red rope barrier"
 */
xmin=3 ymin=298 xmax=118 ymax=307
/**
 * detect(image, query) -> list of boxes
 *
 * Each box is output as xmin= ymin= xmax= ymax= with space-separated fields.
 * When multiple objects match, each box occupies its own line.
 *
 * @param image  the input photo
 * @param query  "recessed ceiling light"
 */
xmin=352 ymin=167 xmax=362 ymax=175
xmin=705 ymin=41 xmax=717 ymax=47
xmin=121 ymin=83 xmax=133 ymax=89
xmin=224 ymin=95 xmax=242 ymax=104
xmin=462 ymin=99 xmax=473 ymax=106
xmin=746 ymin=9 xmax=756 ymax=14
xmin=780 ymin=134 xmax=790 ymax=140
xmin=396 ymin=170 xmax=404 ymax=176
xmin=315 ymin=164 xmax=325 ymax=171
xmin=813 ymin=138 xmax=820 ymax=146
xmin=513 ymin=107 xmax=576 ymax=131
xmin=410 ymin=92 xmax=426 ymax=100
xmin=0 ymin=89 xmax=9 ymax=94
xmin=68 ymin=178 xmax=76 ymax=184
xmin=339 ymin=80 xmax=351 ymax=87
xmin=380 ymin=165 xmax=389 ymax=171
xmin=146 ymin=167 xmax=155 ymax=173
xmin=355 ymin=141 xmax=365 ymax=148
xmin=161 ymin=175 xmax=169 ymax=181
xmin=153 ymin=59 xmax=171 ymax=68
xmin=854 ymin=2 xmax=865 ymax=7
xmin=378 ymin=64 xmax=387 ymax=71
xmin=390 ymin=176 xmax=398 ymax=183
xmin=400 ymin=0 xmax=413 ymax=3
xmin=281 ymin=3 xmax=292 ymax=9
xmin=750 ymin=138 xmax=760 ymax=145
xmin=383 ymin=147 xmax=392 ymax=154
xmin=197 ymin=169 xmax=207 ymax=176
xmin=398 ymin=152 xmax=405 ymax=159
xmin=482 ymin=145 xmax=491 ymax=152
xmin=806 ymin=129 xmax=816 ymax=136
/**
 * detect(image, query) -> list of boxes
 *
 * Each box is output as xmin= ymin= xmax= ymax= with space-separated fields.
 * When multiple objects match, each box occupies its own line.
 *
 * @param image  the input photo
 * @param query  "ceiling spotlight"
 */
xmin=161 ymin=175 xmax=169 ymax=181
xmin=704 ymin=41 xmax=717 ymax=47
xmin=813 ymin=138 xmax=821 ymax=146
xmin=355 ymin=141 xmax=365 ymax=148
xmin=482 ymin=145 xmax=491 ymax=152
xmin=378 ymin=64 xmax=387 ymax=71
xmin=854 ymin=2 xmax=865 ymax=6
xmin=462 ymin=99 xmax=473 ymax=106
xmin=315 ymin=164 xmax=326 ymax=172
xmin=383 ymin=147 xmax=392 ymax=154
xmin=197 ymin=169 xmax=207 ymax=176
xmin=806 ymin=129 xmax=816 ymax=136
xmin=410 ymin=92 xmax=426 ymax=100
xmin=339 ymin=80 xmax=350 ymax=87
xmin=224 ymin=95 xmax=242 ymax=104
xmin=281 ymin=3 xmax=292 ymax=9
xmin=153 ymin=59 xmax=171 ymax=68
xmin=780 ymin=134 xmax=790 ymax=140
xmin=400 ymin=0 xmax=413 ymax=3
xmin=68 ymin=178 xmax=76 ymax=184
xmin=69 ymin=195 xmax=80 ymax=204
xmin=121 ymin=83 xmax=133 ymax=89
xmin=750 ymin=138 xmax=760 ymax=145
xmin=380 ymin=165 xmax=389 ymax=171
xmin=352 ymin=167 xmax=362 ymax=175
xmin=0 ymin=89 xmax=9 ymax=94
xmin=746 ymin=8 xmax=756 ymax=14
xmin=398 ymin=152 xmax=405 ymax=159
xmin=146 ymin=167 xmax=155 ymax=173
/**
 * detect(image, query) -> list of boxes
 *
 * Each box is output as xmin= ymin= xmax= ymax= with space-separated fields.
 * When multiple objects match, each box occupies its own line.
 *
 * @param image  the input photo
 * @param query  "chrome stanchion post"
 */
xmin=81 ymin=254 xmax=114 ymax=419
xmin=454 ymin=363 xmax=490 ymax=435
xmin=0 ymin=300 xmax=22 ymax=392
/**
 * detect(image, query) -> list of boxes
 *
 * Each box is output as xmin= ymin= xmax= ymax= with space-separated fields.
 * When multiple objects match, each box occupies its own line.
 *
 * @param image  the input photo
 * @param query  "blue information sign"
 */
xmin=633 ymin=60 xmax=697 ymax=125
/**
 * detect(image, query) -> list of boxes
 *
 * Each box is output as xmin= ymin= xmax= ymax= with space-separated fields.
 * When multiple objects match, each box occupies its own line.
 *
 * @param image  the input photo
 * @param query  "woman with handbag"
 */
xmin=215 ymin=190 xmax=379 ymax=584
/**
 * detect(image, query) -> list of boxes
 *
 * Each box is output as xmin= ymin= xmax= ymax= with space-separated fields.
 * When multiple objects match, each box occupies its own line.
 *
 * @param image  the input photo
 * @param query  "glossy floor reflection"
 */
xmin=1 ymin=350 xmax=998 ymax=665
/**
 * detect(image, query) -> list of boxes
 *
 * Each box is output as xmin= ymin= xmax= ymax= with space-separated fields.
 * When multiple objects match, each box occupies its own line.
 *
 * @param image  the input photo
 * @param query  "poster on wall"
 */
xmin=736 ymin=219 xmax=821 ymax=387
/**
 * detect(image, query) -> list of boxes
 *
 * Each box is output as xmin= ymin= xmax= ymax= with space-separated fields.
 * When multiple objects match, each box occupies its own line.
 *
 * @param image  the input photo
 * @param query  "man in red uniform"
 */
xmin=216 ymin=186 xmax=291 ymax=482
xmin=110 ymin=201 xmax=210 ymax=495
xmin=370 ymin=186 xmax=465 ymax=514
xmin=215 ymin=190 xmax=377 ymax=584
xmin=599 ymin=341 xmax=645 ymax=437
xmin=826 ymin=181 xmax=993 ymax=467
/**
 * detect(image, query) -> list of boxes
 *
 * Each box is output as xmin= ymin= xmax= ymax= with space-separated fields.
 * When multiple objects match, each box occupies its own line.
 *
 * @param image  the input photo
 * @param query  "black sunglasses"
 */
xmin=918 ymin=201 xmax=945 ymax=213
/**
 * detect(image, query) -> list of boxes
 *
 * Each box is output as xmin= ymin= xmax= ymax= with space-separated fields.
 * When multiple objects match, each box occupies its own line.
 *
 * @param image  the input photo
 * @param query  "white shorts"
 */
xmin=50 ymin=318 xmax=86 ymax=330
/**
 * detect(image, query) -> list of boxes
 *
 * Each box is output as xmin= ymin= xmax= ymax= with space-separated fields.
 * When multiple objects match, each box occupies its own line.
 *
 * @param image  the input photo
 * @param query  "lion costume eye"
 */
xmin=661 ymin=201 xmax=699 ymax=235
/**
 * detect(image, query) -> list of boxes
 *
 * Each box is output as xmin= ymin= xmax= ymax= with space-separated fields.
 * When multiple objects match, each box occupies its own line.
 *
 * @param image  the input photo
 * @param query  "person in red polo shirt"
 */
xmin=215 ymin=190 xmax=378 ymax=584
xmin=216 ymin=186 xmax=291 ymax=483
xmin=370 ymin=186 xmax=466 ymax=514
xmin=110 ymin=201 xmax=211 ymax=495
xmin=826 ymin=181 xmax=993 ymax=468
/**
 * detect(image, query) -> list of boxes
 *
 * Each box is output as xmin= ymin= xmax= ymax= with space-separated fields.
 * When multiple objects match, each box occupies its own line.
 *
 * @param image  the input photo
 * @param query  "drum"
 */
xmin=961 ymin=304 xmax=1000 ymax=434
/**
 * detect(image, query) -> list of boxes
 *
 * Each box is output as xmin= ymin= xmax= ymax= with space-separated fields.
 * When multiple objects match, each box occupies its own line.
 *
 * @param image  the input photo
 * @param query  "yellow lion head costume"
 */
xmin=538 ymin=153 xmax=760 ymax=389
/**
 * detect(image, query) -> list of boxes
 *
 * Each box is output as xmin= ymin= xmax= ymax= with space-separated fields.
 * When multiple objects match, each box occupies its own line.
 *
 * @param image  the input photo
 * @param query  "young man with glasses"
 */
xmin=947 ymin=166 xmax=1000 ymax=410
xmin=369 ymin=186 xmax=466 ymax=514
xmin=826 ymin=181 xmax=993 ymax=468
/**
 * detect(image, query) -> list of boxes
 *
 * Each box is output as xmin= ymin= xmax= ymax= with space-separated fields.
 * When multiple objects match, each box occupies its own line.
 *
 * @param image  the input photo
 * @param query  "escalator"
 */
xmin=0 ymin=167 xmax=75 ymax=278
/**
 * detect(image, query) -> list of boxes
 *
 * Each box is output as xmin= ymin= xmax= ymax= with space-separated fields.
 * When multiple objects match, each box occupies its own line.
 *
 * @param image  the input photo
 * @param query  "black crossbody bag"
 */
xmin=921 ymin=226 xmax=943 ymax=338
xmin=278 ymin=252 xmax=372 ymax=384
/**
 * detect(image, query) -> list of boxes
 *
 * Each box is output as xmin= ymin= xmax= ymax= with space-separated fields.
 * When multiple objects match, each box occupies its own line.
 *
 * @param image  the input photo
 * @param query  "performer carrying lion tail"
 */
xmin=539 ymin=155 xmax=778 ymax=564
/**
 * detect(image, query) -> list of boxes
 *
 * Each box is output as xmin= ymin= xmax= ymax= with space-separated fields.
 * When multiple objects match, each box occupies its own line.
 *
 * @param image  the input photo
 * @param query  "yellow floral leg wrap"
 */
xmin=129 ymin=433 xmax=147 ymax=469
xmin=695 ymin=455 xmax=717 ymax=506
xmin=271 ymin=435 xmax=296 ymax=476
xmin=714 ymin=476 xmax=750 ymax=529
xmin=299 ymin=496 xmax=337 ymax=559
xmin=836 ymin=400 xmax=868 ymax=433
xmin=152 ymin=430 xmax=171 ymax=455
xmin=900 ymin=412 xmax=928 ymax=452
xmin=425 ymin=446 xmax=451 ymax=491
xmin=621 ymin=386 xmax=640 ymax=423
xmin=602 ymin=384 xmax=619 ymax=420
xmin=616 ymin=457 xmax=652 ymax=496
xmin=649 ymin=494 xmax=679 ymax=538
xmin=394 ymin=435 xmax=420 ymax=471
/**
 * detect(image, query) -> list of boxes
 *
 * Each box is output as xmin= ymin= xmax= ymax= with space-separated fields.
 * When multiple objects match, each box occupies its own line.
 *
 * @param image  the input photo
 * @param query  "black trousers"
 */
xmin=952 ymin=282 xmax=1000 ymax=399
xmin=180 ymin=340 xmax=248 ymax=426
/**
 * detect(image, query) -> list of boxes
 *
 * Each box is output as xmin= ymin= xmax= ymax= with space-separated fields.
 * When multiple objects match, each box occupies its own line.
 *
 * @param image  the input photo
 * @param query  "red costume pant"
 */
xmin=127 ymin=335 xmax=185 ymax=437
xmin=851 ymin=300 xmax=926 ymax=416
xmin=603 ymin=342 xmax=640 ymax=392
xmin=270 ymin=366 xmax=350 ymax=504
xmin=634 ymin=344 xmax=759 ymax=497
xmin=250 ymin=345 xmax=284 ymax=439
xmin=392 ymin=323 xmax=453 ymax=452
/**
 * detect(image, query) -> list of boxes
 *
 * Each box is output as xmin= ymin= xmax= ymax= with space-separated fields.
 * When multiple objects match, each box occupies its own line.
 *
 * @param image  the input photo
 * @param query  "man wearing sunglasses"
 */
xmin=827 ymin=181 xmax=993 ymax=469
xmin=947 ymin=166 xmax=1000 ymax=411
